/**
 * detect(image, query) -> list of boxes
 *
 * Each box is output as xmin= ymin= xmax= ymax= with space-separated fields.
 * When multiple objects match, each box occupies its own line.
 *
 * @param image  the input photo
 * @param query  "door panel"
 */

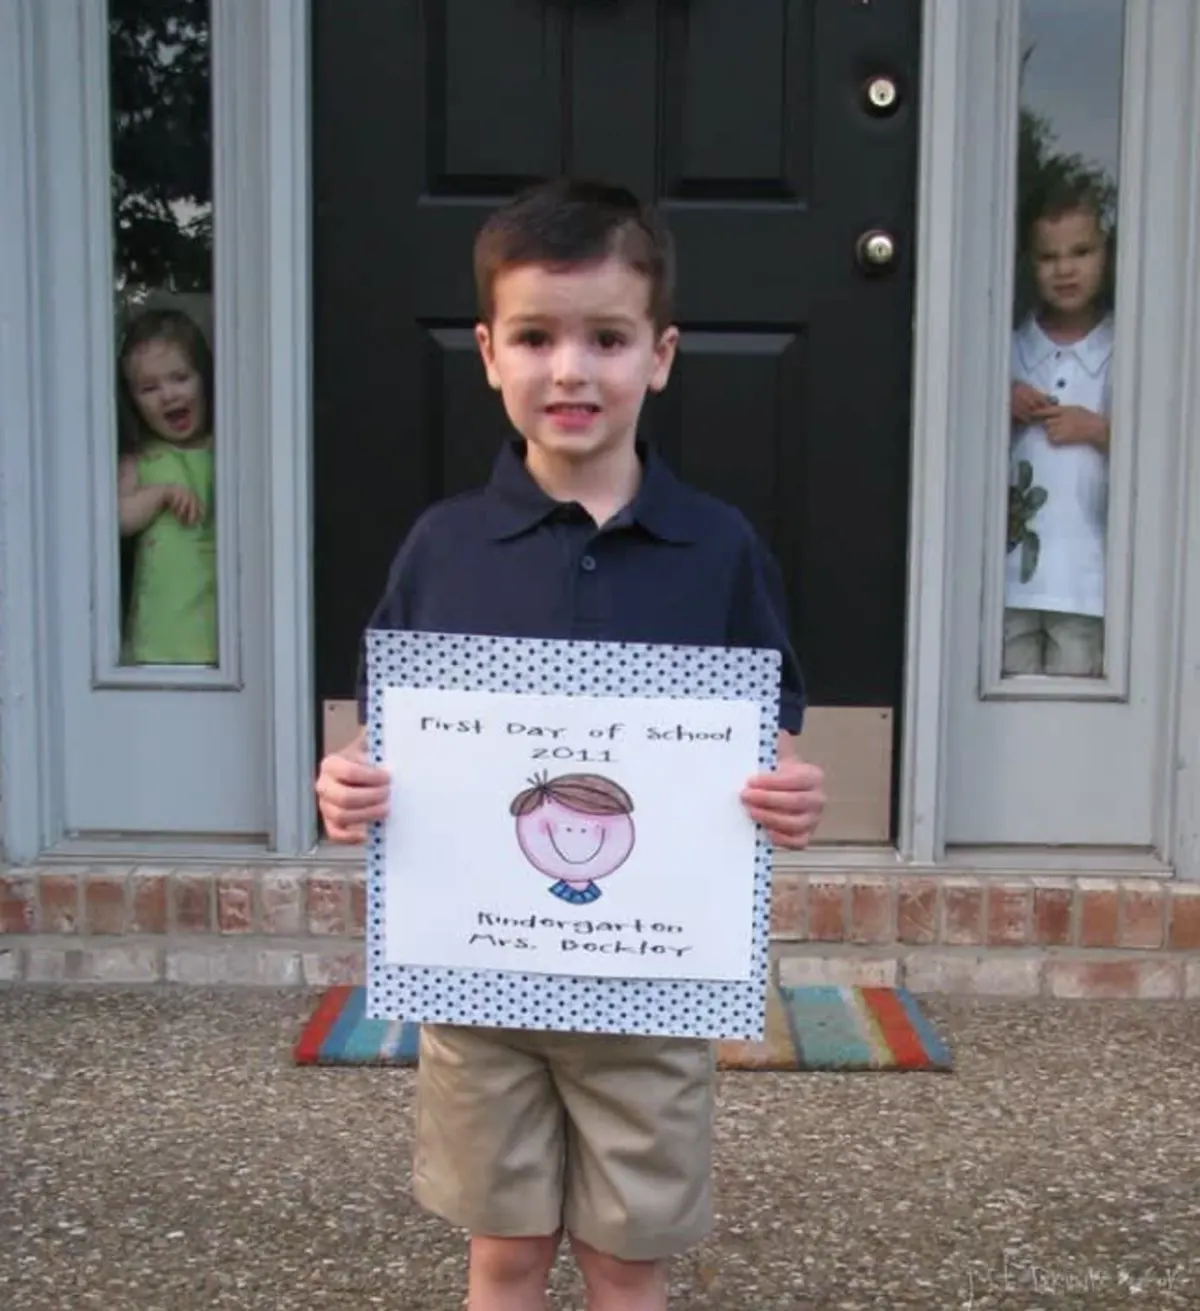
xmin=942 ymin=0 xmax=1186 ymax=850
xmin=313 ymin=0 xmax=920 ymax=769
xmin=45 ymin=0 xmax=268 ymax=840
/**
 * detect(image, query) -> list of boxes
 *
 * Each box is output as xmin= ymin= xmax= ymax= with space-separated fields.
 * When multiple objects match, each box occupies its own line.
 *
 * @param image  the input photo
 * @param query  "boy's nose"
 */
xmin=551 ymin=344 xmax=587 ymax=386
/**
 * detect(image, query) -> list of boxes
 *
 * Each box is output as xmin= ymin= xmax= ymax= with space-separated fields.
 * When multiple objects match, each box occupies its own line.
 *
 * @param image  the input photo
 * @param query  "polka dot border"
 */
xmin=364 ymin=631 xmax=781 ymax=1040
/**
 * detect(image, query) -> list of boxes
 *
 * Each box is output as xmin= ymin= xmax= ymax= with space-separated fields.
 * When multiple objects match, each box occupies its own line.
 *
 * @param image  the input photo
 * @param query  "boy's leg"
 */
xmin=1002 ymin=607 xmax=1045 ymax=675
xmin=550 ymin=1031 xmax=715 ymax=1309
xmin=568 ymin=1235 xmax=668 ymax=1311
xmin=1043 ymin=612 xmax=1104 ymax=677
xmin=468 ymin=1234 xmax=561 ymax=1311
xmin=413 ymin=1024 xmax=566 ymax=1310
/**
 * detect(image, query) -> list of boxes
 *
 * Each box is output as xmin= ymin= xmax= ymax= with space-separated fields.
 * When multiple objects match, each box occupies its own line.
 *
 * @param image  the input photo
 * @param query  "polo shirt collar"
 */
xmin=1015 ymin=312 xmax=1114 ymax=378
xmin=483 ymin=440 xmax=698 ymax=544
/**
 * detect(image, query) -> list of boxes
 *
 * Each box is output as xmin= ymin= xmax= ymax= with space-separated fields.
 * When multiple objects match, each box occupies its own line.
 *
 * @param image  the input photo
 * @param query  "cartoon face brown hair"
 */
xmin=509 ymin=771 xmax=635 ymax=818
xmin=473 ymin=177 xmax=676 ymax=334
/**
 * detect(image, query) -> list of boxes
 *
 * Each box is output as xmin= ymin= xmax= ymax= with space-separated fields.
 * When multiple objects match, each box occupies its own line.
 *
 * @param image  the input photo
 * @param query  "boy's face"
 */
xmin=475 ymin=256 xmax=678 ymax=468
xmin=124 ymin=340 xmax=207 ymax=444
xmin=1030 ymin=209 xmax=1107 ymax=319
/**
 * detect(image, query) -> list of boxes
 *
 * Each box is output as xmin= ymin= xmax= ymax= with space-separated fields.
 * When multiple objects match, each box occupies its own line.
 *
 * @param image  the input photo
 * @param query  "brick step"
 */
xmin=3 ymin=936 xmax=1199 ymax=999
xmin=3 ymin=867 xmax=1199 ymax=999
xmin=5 ymin=867 xmax=1200 ymax=947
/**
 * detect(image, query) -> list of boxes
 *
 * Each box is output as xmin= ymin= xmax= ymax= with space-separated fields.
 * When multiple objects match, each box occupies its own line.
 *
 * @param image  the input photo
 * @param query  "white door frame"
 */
xmin=3 ymin=0 xmax=1198 ymax=873
xmin=894 ymin=0 xmax=966 ymax=867
xmin=0 ymin=0 xmax=57 ymax=861
xmin=1166 ymin=3 xmax=1200 ymax=880
xmin=932 ymin=0 xmax=1200 ymax=870
xmin=802 ymin=0 xmax=1200 ymax=878
xmin=0 ymin=0 xmax=313 ymax=862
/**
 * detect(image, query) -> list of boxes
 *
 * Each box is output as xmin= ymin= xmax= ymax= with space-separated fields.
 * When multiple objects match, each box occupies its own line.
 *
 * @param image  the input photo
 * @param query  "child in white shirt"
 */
xmin=1005 ymin=184 xmax=1113 ymax=677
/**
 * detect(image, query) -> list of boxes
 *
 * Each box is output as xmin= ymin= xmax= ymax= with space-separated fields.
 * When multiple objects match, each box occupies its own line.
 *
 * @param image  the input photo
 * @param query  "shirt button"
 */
xmin=1055 ymin=379 xmax=1066 ymax=389
xmin=580 ymin=555 xmax=597 ymax=572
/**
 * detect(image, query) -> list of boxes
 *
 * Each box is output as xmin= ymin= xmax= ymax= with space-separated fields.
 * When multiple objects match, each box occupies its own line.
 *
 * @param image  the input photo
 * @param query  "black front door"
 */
xmin=313 ymin=0 xmax=920 ymax=736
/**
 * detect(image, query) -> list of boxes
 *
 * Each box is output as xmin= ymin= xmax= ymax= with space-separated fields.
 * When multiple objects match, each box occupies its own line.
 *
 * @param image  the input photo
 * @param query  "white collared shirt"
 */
xmin=1006 ymin=313 xmax=1113 ymax=618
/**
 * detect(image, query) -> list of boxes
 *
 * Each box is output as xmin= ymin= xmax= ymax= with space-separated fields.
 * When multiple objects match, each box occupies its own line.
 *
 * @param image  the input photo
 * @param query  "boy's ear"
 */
xmin=475 ymin=322 xmax=502 ymax=390
xmin=648 ymin=325 xmax=680 ymax=394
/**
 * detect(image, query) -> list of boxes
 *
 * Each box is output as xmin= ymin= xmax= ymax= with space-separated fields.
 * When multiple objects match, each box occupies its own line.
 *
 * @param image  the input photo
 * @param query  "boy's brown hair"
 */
xmin=474 ymin=178 xmax=675 ymax=333
xmin=509 ymin=772 xmax=634 ymax=818
xmin=1023 ymin=179 xmax=1108 ymax=245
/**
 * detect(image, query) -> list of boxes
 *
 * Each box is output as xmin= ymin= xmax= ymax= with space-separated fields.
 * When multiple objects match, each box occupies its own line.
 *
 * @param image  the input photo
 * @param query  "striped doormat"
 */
xmin=295 ymin=984 xmax=952 ymax=1073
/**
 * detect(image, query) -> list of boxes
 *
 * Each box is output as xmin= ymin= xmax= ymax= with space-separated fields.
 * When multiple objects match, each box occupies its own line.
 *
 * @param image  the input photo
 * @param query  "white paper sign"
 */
xmin=382 ymin=686 xmax=761 ymax=982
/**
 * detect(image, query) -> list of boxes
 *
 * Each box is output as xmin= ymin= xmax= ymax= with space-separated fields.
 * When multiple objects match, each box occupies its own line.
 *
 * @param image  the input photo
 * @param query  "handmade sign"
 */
xmin=382 ymin=686 xmax=760 ymax=981
xmin=364 ymin=632 xmax=781 ymax=1040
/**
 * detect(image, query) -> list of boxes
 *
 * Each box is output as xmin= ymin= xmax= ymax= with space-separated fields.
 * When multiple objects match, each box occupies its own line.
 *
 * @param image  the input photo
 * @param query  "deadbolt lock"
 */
xmin=856 ymin=229 xmax=897 ymax=271
xmin=864 ymin=75 xmax=899 ymax=114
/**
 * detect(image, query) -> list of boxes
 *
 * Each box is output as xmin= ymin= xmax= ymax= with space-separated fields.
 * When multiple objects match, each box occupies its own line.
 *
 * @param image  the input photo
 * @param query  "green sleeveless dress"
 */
xmin=124 ymin=442 xmax=218 ymax=665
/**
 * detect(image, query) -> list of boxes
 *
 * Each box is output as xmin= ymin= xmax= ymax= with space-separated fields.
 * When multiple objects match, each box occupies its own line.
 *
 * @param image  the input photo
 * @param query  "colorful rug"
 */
xmin=295 ymin=984 xmax=952 ymax=1072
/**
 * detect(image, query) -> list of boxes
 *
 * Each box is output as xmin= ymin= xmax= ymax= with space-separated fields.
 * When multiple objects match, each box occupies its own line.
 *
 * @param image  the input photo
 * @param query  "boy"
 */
xmin=316 ymin=178 xmax=826 ymax=1311
xmin=1005 ymin=182 xmax=1113 ymax=677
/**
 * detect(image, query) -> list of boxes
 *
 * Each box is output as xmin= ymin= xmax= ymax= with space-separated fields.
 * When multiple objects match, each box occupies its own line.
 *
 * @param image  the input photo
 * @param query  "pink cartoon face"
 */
xmin=516 ymin=797 xmax=635 ymax=885
xmin=509 ymin=773 xmax=636 ymax=902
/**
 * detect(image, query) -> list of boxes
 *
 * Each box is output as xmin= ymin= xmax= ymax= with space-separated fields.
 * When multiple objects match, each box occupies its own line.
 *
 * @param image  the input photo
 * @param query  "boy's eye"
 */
xmin=595 ymin=330 xmax=627 ymax=350
xmin=514 ymin=329 xmax=551 ymax=348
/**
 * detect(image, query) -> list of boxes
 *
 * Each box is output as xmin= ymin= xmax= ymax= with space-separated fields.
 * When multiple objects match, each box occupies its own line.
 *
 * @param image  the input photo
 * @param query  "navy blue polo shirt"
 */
xmin=358 ymin=441 xmax=806 ymax=731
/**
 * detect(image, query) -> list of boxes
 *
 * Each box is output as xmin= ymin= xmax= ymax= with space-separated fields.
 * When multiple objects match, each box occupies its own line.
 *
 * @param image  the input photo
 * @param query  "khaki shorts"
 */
xmin=412 ymin=1022 xmax=715 ymax=1262
xmin=1003 ymin=608 xmax=1104 ymax=677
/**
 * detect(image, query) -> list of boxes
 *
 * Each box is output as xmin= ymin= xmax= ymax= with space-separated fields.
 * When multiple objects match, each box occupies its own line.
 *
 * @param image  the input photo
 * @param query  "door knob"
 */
xmin=864 ymin=75 xmax=900 ymax=115
xmin=856 ymin=229 xmax=897 ymax=271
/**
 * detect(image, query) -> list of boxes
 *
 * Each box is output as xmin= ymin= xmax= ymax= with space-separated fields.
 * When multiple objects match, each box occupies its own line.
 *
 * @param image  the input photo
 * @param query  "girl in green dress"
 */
xmin=116 ymin=308 xmax=217 ymax=665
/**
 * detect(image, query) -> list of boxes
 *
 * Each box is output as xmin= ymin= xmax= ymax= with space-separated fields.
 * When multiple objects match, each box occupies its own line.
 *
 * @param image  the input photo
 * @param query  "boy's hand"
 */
xmin=1043 ymin=404 xmax=1108 ymax=452
xmin=315 ymin=734 xmax=391 ymax=843
xmin=741 ymin=754 xmax=826 ymax=849
xmin=1011 ymin=382 xmax=1056 ymax=425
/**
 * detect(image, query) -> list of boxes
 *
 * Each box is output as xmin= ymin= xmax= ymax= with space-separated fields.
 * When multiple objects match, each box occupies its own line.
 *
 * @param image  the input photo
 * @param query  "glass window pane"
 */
xmin=110 ymin=0 xmax=217 ymax=667
xmin=1003 ymin=0 xmax=1122 ymax=679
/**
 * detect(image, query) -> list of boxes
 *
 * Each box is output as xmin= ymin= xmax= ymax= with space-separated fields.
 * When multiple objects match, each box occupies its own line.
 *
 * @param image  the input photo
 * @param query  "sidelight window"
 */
xmin=991 ymin=0 xmax=1127 ymax=692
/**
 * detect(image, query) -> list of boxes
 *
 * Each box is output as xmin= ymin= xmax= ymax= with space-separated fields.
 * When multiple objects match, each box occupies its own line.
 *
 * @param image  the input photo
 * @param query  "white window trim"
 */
xmin=0 ymin=0 xmax=314 ymax=862
xmin=976 ymin=0 xmax=1146 ymax=704
xmin=83 ymin=0 xmax=244 ymax=691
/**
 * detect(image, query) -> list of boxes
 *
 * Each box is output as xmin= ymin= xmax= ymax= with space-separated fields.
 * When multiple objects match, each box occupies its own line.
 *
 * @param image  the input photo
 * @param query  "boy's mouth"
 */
xmin=544 ymin=402 xmax=601 ymax=433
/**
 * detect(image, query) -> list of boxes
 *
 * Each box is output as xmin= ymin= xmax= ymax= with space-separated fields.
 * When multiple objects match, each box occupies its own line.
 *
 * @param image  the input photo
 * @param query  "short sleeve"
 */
xmin=354 ymin=528 xmax=424 ymax=723
xmin=727 ymin=523 xmax=807 ymax=734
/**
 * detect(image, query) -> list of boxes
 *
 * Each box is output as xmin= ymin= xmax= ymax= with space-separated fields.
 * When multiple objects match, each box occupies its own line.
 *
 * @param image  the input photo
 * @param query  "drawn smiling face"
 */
xmin=515 ymin=797 xmax=635 ymax=886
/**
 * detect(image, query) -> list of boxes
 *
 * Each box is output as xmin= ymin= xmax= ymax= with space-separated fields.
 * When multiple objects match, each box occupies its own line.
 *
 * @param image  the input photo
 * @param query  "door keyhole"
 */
xmin=864 ymin=75 xmax=899 ymax=114
xmin=856 ymin=229 xmax=897 ymax=272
